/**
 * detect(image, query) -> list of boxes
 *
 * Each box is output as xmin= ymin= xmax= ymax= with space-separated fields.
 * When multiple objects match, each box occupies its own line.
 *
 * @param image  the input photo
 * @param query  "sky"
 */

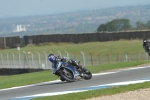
xmin=0 ymin=0 xmax=150 ymax=18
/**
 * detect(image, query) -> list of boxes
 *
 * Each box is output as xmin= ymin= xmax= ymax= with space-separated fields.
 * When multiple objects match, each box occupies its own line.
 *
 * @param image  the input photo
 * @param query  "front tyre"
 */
xmin=60 ymin=68 xmax=75 ymax=82
xmin=83 ymin=68 xmax=92 ymax=80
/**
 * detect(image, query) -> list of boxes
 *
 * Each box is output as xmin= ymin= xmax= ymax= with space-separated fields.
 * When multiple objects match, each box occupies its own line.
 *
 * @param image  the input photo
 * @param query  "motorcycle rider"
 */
xmin=48 ymin=53 xmax=84 ymax=74
xmin=143 ymin=39 xmax=150 ymax=52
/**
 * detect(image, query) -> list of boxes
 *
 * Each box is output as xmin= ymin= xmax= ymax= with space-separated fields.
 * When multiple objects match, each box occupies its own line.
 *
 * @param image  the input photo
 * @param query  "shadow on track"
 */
xmin=37 ymin=79 xmax=85 ymax=87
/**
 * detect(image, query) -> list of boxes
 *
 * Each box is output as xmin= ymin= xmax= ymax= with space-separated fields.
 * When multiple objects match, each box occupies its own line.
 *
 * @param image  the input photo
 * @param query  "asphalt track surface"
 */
xmin=1 ymin=66 xmax=150 ymax=100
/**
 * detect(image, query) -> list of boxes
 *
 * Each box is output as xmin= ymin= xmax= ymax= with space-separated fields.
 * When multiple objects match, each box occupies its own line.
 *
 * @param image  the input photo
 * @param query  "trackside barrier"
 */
xmin=0 ymin=51 xmax=149 ymax=69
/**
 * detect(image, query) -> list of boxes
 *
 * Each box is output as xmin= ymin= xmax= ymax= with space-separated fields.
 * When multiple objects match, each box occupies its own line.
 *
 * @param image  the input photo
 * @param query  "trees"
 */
xmin=97 ymin=19 xmax=150 ymax=32
xmin=136 ymin=21 xmax=147 ymax=30
xmin=97 ymin=18 xmax=132 ymax=32
xmin=97 ymin=24 xmax=106 ymax=32
xmin=146 ymin=20 xmax=150 ymax=29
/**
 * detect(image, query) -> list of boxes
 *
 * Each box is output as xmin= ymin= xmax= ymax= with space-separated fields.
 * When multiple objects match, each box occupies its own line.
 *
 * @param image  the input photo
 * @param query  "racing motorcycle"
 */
xmin=144 ymin=46 xmax=150 ymax=56
xmin=143 ymin=39 xmax=150 ymax=56
xmin=49 ymin=58 xmax=92 ymax=82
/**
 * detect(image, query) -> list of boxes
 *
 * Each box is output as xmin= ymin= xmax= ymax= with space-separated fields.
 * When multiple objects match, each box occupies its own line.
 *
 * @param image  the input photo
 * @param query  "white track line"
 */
xmin=0 ymin=80 xmax=61 ymax=91
xmin=10 ymin=79 xmax=150 ymax=100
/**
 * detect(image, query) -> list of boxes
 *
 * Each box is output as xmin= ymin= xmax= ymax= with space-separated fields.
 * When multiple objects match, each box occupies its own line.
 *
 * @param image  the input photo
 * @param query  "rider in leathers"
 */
xmin=143 ymin=39 xmax=150 ymax=52
xmin=48 ymin=53 xmax=84 ymax=75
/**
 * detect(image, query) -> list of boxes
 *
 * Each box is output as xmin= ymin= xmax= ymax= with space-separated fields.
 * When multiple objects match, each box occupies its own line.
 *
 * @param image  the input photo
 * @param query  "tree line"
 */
xmin=97 ymin=18 xmax=150 ymax=32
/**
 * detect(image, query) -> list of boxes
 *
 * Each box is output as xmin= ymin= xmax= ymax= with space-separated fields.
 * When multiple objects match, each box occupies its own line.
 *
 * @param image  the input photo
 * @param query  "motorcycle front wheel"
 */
xmin=83 ymin=68 xmax=92 ymax=80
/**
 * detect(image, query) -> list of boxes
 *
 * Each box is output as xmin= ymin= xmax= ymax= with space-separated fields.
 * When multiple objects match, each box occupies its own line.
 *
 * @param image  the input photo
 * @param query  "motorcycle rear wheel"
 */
xmin=60 ymin=68 xmax=75 ymax=82
xmin=60 ymin=76 xmax=65 ymax=82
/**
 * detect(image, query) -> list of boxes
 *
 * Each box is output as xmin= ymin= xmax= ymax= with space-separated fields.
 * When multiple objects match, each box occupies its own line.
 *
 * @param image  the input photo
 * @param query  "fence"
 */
xmin=24 ymin=31 xmax=150 ymax=45
xmin=0 ymin=36 xmax=20 ymax=49
xmin=0 ymin=51 xmax=149 ymax=69
xmin=1 ymin=31 xmax=150 ymax=49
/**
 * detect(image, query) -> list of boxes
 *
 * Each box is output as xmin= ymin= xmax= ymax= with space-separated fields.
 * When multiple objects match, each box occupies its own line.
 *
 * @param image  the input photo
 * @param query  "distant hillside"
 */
xmin=0 ymin=4 xmax=150 ymax=37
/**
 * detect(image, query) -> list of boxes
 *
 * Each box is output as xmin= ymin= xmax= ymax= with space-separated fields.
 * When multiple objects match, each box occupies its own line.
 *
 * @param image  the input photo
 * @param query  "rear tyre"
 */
xmin=60 ymin=76 xmax=65 ymax=82
xmin=60 ymin=68 xmax=75 ymax=82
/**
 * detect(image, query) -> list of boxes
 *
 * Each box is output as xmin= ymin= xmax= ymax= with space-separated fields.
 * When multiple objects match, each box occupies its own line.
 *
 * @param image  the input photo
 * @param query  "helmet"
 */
xmin=48 ymin=54 xmax=55 ymax=62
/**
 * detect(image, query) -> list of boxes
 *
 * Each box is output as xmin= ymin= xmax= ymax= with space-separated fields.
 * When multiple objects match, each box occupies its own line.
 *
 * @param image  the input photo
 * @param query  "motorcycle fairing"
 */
xmin=61 ymin=62 xmax=80 ymax=79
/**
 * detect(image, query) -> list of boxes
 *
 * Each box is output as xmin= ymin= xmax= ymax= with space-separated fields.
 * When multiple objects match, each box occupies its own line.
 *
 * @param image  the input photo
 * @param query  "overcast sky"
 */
xmin=0 ymin=0 xmax=150 ymax=18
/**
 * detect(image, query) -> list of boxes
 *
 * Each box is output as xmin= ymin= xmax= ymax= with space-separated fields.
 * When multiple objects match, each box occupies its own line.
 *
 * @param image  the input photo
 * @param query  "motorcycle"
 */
xmin=144 ymin=46 xmax=150 ymax=56
xmin=143 ymin=45 xmax=150 ymax=56
xmin=50 ymin=58 xmax=92 ymax=82
xmin=143 ymin=40 xmax=150 ymax=56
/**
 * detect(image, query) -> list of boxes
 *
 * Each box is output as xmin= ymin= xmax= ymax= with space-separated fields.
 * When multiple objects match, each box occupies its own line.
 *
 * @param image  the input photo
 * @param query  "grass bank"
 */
xmin=0 ymin=40 xmax=145 ymax=55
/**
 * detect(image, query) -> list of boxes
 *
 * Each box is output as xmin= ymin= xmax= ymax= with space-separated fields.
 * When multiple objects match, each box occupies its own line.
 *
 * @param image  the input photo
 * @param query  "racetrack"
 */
xmin=1 ymin=66 xmax=150 ymax=100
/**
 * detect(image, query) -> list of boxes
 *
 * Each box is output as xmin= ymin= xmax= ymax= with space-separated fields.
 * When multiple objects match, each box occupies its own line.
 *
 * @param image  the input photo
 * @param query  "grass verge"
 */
xmin=0 ymin=40 xmax=145 ymax=55
xmin=86 ymin=60 xmax=150 ymax=73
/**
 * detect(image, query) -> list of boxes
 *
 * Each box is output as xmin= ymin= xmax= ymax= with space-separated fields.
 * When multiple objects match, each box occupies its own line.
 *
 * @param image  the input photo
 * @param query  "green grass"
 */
xmin=0 ymin=40 xmax=145 ymax=55
xmin=86 ymin=60 xmax=149 ymax=73
xmin=33 ymin=81 xmax=150 ymax=100
xmin=0 ymin=70 xmax=57 ymax=89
